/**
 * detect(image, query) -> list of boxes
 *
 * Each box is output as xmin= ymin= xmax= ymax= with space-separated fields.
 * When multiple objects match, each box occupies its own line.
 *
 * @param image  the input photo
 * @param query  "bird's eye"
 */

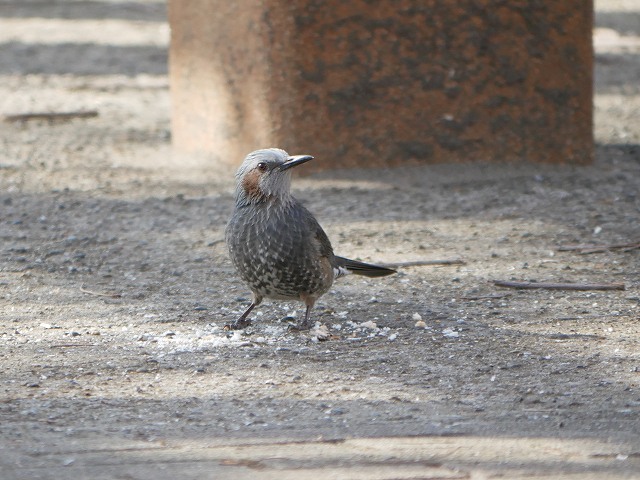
xmin=257 ymin=162 xmax=268 ymax=172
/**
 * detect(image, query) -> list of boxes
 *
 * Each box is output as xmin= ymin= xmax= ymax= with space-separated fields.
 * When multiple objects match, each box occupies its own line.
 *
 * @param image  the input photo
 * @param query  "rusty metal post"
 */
xmin=169 ymin=1 xmax=593 ymax=170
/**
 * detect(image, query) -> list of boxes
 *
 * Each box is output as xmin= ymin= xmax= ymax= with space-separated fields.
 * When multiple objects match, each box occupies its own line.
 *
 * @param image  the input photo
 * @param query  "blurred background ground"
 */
xmin=0 ymin=1 xmax=639 ymax=478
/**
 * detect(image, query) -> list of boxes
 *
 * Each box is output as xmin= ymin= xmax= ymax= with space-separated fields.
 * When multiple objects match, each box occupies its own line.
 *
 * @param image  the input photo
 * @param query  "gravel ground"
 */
xmin=1 ymin=1 xmax=639 ymax=478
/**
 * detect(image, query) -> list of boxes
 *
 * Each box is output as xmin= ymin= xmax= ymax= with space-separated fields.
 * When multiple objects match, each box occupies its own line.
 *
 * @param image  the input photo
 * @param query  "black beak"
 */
xmin=279 ymin=155 xmax=314 ymax=171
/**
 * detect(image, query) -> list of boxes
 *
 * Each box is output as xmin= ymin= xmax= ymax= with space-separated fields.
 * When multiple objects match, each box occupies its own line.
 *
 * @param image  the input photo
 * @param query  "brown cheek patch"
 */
xmin=241 ymin=170 xmax=263 ymax=199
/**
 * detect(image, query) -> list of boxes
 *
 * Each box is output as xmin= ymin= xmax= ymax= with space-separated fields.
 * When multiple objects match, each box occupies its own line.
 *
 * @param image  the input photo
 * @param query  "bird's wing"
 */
xmin=291 ymin=201 xmax=395 ymax=278
xmin=312 ymin=220 xmax=334 ymax=259
xmin=289 ymin=200 xmax=334 ymax=258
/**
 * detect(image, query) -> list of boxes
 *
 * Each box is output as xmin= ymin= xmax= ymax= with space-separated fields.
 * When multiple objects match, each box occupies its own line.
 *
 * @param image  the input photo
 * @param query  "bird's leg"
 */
xmin=292 ymin=294 xmax=317 ymax=331
xmin=296 ymin=304 xmax=315 ymax=330
xmin=225 ymin=296 xmax=261 ymax=330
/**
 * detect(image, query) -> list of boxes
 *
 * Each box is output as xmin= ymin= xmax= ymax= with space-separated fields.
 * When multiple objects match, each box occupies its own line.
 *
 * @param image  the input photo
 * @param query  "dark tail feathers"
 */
xmin=335 ymin=256 xmax=396 ymax=277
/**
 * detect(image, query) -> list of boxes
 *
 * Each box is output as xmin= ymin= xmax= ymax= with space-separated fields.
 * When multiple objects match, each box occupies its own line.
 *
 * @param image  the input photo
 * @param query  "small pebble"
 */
xmin=412 ymin=312 xmax=422 ymax=321
xmin=310 ymin=324 xmax=330 ymax=341
xmin=415 ymin=320 xmax=427 ymax=328
xmin=41 ymin=323 xmax=61 ymax=329
xmin=442 ymin=328 xmax=459 ymax=338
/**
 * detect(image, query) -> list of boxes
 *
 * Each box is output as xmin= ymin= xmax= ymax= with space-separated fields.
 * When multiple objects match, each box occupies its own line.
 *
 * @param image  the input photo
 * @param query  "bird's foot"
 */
xmin=223 ymin=318 xmax=252 ymax=331
xmin=287 ymin=321 xmax=313 ymax=332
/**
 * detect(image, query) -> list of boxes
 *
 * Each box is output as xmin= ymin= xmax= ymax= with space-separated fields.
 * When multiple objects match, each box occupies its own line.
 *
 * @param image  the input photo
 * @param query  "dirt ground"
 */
xmin=1 ymin=1 xmax=639 ymax=479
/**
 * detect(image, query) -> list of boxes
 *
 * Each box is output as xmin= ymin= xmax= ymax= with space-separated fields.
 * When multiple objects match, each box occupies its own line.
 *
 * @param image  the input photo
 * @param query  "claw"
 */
xmin=224 ymin=318 xmax=252 ymax=331
xmin=286 ymin=322 xmax=308 ymax=332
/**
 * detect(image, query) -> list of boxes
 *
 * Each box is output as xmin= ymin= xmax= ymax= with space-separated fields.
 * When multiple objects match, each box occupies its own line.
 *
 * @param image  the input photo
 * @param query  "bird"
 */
xmin=225 ymin=148 xmax=396 ymax=330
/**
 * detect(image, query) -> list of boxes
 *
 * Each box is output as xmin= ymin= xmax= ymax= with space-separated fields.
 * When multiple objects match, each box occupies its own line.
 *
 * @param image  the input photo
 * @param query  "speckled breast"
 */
xmin=225 ymin=203 xmax=332 ymax=300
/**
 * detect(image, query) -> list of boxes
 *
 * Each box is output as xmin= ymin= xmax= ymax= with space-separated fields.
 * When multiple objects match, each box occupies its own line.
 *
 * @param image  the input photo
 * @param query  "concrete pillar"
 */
xmin=169 ymin=1 xmax=593 ymax=170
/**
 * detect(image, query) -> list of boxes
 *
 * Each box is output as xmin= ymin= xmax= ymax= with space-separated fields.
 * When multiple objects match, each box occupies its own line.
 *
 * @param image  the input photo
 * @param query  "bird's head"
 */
xmin=233 ymin=148 xmax=313 ymax=205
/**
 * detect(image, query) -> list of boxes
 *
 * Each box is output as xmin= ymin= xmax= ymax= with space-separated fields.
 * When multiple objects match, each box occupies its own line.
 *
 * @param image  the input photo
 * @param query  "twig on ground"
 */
xmin=558 ymin=241 xmax=640 ymax=254
xmin=50 ymin=344 xmax=97 ymax=348
xmin=493 ymin=280 xmax=625 ymax=291
xmin=4 ymin=110 xmax=99 ymax=122
xmin=461 ymin=293 xmax=511 ymax=301
xmin=382 ymin=259 xmax=465 ymax=268
xmin=80 ymin=286 xmax=122 ymax=298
